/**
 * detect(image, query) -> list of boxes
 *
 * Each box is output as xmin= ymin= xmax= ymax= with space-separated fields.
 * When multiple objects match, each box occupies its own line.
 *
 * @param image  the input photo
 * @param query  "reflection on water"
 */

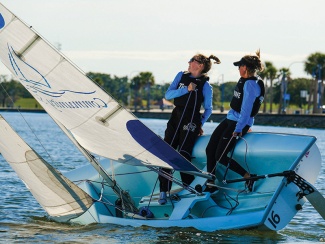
xmin=0 ymin=221 xmax=292 ymax=243
xmin=0 ymin=113 xmax=324 ymax=243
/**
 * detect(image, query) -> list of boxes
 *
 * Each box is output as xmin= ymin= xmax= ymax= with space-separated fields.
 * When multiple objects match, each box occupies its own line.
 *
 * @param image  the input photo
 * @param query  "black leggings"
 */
xmin=159 ymin=108 xmax=200 ymax=192
xmin=206 ymin=118 xmax=250 ymax=177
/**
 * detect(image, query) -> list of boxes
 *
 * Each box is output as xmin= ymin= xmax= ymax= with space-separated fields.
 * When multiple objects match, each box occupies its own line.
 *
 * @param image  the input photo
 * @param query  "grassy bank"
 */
xmin=13 ymin=98 xmax=42 ymax=109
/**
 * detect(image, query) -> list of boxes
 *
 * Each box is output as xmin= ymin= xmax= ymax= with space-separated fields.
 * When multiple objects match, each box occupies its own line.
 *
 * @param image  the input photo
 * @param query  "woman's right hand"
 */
xmin=188 ymin=82 xmax=197 ymax=91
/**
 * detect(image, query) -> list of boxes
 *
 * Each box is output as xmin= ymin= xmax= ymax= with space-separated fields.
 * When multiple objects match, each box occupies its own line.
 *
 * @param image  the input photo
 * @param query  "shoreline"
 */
xmin=133 ymin=110 xmax=325 ymax=129
xmin=1 ymin=108 xmax=324 ymax=129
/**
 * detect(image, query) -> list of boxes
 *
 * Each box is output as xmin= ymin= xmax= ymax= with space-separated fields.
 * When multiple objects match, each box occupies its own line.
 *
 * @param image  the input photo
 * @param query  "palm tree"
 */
xmin=130 ymin=72 xmax=155 ymax=111
xmin=277 ymin=68 xmax=290 ymax=114
xmin=304 ymin=52 xmax=325 ymax=113
xmin=259 ymin=61 xmax=277 ymax=113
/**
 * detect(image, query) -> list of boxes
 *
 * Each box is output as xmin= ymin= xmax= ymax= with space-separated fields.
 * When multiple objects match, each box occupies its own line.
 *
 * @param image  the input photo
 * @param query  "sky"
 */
xmin=1 ymin=0 xmax=325 ymax=84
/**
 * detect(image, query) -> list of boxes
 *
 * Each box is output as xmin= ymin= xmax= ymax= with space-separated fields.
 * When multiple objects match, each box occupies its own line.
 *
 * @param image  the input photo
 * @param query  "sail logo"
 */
xmin=0 ymin=13 xmax=4 ymax=29
xmin=7 ymin=44 xmax=108 ymax=111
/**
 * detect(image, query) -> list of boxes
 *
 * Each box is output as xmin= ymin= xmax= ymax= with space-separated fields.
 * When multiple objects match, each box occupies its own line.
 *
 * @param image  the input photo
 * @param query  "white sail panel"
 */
xmin=0 ymin=4 xmax=199 ymax=172
xmin=0 ymin=115 xmax=93 ymax=220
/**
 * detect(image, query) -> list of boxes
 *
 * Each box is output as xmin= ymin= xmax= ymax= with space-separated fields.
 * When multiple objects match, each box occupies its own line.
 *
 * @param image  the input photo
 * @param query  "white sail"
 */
xmin=0 ymin=115 xmax=93 ymax=220
xmin=0 ymin=4 xmax=199 ymax=173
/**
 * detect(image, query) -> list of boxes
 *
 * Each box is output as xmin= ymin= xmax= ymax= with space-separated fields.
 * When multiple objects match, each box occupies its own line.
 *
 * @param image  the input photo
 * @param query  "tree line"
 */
xmin=259 ymin=52 xmax=325 ymax=114
xmin=0 ymin=52 xmax=324 ymax=114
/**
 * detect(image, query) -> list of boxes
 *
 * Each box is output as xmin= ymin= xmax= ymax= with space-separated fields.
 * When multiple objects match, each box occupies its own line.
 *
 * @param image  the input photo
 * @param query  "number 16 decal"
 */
xmin=268 ymin=210 xmax=281 ymax=229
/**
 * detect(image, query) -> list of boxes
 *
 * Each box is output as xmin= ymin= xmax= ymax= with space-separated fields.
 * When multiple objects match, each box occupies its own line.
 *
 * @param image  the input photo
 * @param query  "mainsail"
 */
xmin=0 ymin=115 xmax=93 ymax=221
xmin=0 ymin=4 xmax=200 ymax=173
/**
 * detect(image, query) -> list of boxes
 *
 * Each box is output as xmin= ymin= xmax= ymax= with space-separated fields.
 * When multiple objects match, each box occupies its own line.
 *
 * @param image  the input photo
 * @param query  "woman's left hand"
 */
xmin=198 ymin=127 xmax=204 ymax=136
xmin=232 ymin=132 xmax=242 ymax=138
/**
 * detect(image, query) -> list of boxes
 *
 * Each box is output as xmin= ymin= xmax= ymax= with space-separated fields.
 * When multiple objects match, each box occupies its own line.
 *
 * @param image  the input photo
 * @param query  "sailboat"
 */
xmin=0 ymin=3 xmax=324 ymax=231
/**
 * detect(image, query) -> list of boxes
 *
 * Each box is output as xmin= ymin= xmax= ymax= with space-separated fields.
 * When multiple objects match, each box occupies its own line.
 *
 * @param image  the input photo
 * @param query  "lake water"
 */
xmin=0 ymin=112 xmax=324 ymax=243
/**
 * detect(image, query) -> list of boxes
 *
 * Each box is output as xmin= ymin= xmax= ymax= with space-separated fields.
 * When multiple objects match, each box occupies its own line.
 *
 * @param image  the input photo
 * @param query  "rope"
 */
xmin=222 ymin=137 xmax=239 ymax=181
xmin=239 ymin=137 xmax=251 ymax=174
xmin=209 ymin=133 xmax=251 ymax=183
xmin=223 ymin=136 xmax=251 ymax=182
xmin=146 ymin=176 xmax=159 ymax=208
xmin=0 ymin=81 xmax=56 ymax=165
xmin=110 ymin=159 xmax=115 ymax=181
xmin=178 ymin=90 xmax=197 ymax=152
xmin=170 ymin=90 xmax=195 ymax=146
xmin=152 ymin=166 xmax=198 ymax=194
xmin=210 ymin=136 xmax=237 ymax=177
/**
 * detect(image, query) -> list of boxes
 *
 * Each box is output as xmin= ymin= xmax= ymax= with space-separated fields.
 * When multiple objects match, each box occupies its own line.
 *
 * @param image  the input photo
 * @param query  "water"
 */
xmin=0 ymin=112 xmax=324 ymax=243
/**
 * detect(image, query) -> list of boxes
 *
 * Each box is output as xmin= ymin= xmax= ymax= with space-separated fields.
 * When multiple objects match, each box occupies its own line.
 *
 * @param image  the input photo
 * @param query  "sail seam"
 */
xmin=97 ymin=104 xmax=123 ymax=124
xmin=16 ymin=34 xmax=41 ymax=59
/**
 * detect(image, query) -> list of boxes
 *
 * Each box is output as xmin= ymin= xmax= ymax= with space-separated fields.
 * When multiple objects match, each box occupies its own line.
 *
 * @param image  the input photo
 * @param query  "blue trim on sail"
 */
xmin=126 ymin=120 xmax=199 ymax=172
xmin=0 ymin=14 xmax=5 ymax=29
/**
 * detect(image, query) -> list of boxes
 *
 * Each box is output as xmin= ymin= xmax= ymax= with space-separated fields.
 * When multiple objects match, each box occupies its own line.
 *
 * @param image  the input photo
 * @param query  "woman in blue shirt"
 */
xmin=205 ymin=50 xmax=265 ymax=193
xmin=158 ymin=53 xmax=220 ymax=205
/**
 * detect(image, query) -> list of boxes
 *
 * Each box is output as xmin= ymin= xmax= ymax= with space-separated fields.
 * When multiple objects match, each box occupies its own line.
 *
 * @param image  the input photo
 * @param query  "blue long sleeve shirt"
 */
xmin=227 ymin=79 xmax=261 ymax=133
xmin=165 ymin=71 xmax=213 ymax=125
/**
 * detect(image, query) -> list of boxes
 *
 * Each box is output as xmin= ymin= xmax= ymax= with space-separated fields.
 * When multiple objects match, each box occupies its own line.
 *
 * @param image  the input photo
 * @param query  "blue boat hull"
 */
xmin=63 ymin=132 xmax=321 ymax=231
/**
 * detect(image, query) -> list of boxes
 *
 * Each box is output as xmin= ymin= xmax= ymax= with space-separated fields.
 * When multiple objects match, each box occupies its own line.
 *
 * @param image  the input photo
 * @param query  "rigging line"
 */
xmin=224 ymin=191 xmax=242 ymax=215
xmin=88 ymin=179 xmax=105 ymax=202
xmin=179 ymin=90 xmax=197 ymax=152
xmin=176 ymin=90 xmax=198 ymax=191
xmin=206 ymin=182 xmax=244 ymax=193
xmin=158 ymin=168 xmax=180 ymax=184
xmin=0 ymin=82 xmax=56 ymax=165
xmin=223 ymin=137 xmax=239 ymax=181
xmin=200 ymin=205 xmax=220 ymax=218
xmin=89 ymin=182 xmax=172 ymax=219
xmin=151 ymin=166 xmax=198 ymax=194
xmin=239 ymin=137 xmax=250 ymax=174
xmin=210 ymin=136 xmax=237 ymax=175
xmin=201 ymin=190 xmax=245 ymax=218
xmin=146 ymin=176 xmax=159 ymax=208
xmin=110 ymin=159 xmax=115 ymax=181
xmin=106 ymin=169 xmax=153 ymax=176
xmin=84 ymin=180 xmax=114 ymax=216
xmin=207 ymin=182 xmax=273 ymax=194
xmin=201 ymin=190 xmax=244 ymax=217
xmin=170 ymin=90 xmax=193 ymax=146
xmin=72 ymin=168 xmax=154 ymax=179
xmin=98 ymin=180 xmax=105 ymax=202
xmin=217 ymin=136 xmax=237 ymax=162
xmin=167 ymin=190 xmax=175 ymax=209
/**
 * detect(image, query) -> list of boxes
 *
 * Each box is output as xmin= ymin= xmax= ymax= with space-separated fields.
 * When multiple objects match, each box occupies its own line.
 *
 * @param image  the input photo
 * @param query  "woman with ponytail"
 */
xmin=158 ymin=53 xmax=221 ymax=205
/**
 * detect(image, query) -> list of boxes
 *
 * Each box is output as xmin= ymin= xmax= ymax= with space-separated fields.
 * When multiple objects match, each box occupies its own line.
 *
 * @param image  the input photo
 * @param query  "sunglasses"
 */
xmin=189 ymin=57 xmax=202 ymax=64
